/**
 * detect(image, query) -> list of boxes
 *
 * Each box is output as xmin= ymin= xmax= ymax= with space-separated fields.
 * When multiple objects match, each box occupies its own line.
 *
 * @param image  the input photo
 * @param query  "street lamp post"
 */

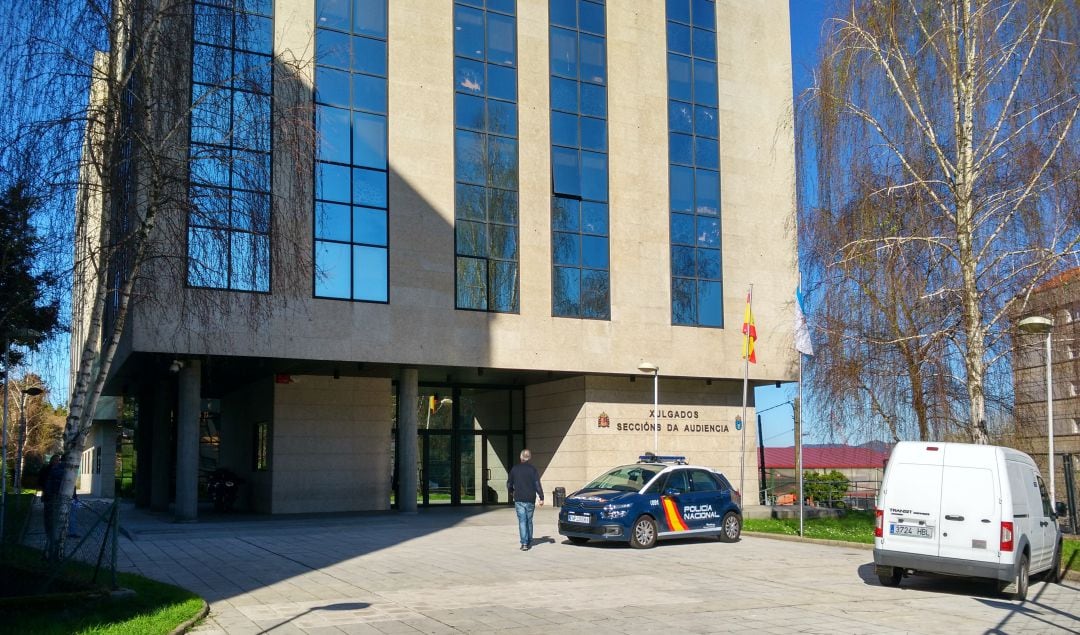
xmin=1019 ymin=315 xmax=1054 ymax=504
xmin=15 ymin=385 xmax=45 ymax=492
xmin=638 ymin=363 xmax=659 ymax=453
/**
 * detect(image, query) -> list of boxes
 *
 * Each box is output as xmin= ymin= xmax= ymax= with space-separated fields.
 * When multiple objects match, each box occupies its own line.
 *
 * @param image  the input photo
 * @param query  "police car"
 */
xmin=557 ymin=454 xmax=742 ymax=548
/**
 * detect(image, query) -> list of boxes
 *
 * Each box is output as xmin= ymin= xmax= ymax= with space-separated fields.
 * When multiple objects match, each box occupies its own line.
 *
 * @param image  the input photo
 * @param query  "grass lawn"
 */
xmin=744 ymin=510 xmax=1080 ymax=573
xmin=2 ymin=546 xmax=204 ymax=635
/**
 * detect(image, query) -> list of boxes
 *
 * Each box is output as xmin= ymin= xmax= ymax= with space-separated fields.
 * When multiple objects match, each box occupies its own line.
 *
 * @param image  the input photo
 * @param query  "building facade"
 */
xmin=80 ymin=0 xmax=799 ymax=517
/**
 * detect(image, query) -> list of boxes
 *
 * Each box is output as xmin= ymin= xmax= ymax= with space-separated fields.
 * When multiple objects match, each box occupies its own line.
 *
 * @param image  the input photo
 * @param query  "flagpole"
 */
xmin=739 ymin=284 xmax=752 ymax=501
xmin=798 ymin=352 xmax=804 ymax=536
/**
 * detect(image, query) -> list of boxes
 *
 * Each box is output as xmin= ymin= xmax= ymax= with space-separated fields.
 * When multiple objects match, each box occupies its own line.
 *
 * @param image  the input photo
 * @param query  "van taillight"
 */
xmin=1000 ymin=522 xmax=1014 ymax=552
xmin=874 ymin=508 xmax=883 ymax=538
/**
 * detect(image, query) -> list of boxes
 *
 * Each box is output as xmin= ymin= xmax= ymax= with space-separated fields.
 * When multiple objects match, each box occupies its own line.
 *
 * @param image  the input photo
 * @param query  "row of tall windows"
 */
xmin=549 ymin=0 xmax=610 ymax=319
xmin=314 ymin=0 xmax=389 ymax=302
xmin=453 ymin=0 xmax=520 ymax=312
xmin=666 ymin=0 xmax=723 ymax=327
xmin=187 ymin=0 xmax=273 ymax=292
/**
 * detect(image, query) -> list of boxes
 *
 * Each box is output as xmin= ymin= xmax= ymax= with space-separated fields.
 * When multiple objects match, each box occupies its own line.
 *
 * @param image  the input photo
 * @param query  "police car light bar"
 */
xmin=638 ymin=454 xmax=687 ymax=464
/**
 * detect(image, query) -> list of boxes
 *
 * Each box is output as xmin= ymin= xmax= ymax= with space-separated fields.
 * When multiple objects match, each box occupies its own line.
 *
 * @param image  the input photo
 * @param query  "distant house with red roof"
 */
xmin=760 ymin=443 xmax=890 ymax=507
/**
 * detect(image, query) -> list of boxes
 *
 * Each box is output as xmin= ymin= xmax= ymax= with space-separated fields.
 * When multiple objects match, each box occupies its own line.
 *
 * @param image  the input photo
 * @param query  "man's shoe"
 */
xmin=520 ymin=545 xmax=527 ymax=551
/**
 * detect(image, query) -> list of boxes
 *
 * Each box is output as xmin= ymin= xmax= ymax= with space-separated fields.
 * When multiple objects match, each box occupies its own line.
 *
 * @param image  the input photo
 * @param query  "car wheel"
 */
xmin=1000 ymin=554 xmax=1029 ymax=601
xmin=877 ymin=566 xmax=902 ymax=587
xmin=719 ymin=512 xmax=741 ymax=543
xmin=567 ymin=536 xmax=589 ymax=545
xmin=629 ymin=516 xmax=657 ymax=549
xmin=1044 ymin=541 xmax=1062 ymax=584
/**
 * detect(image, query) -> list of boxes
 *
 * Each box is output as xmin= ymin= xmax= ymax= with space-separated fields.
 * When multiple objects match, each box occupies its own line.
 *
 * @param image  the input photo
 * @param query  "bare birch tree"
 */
xmin=800 ymin=0 xmax=1080 ymax=444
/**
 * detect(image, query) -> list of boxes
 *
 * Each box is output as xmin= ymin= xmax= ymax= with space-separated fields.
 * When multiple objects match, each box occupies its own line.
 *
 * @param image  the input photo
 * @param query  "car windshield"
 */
xmin=583 ymin=465 xmax=661 ymax=492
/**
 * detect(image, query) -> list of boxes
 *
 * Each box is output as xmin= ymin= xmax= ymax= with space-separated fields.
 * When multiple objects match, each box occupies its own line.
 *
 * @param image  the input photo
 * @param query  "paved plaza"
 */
xmin=112 ymin=504 xmax=1079 ymax=634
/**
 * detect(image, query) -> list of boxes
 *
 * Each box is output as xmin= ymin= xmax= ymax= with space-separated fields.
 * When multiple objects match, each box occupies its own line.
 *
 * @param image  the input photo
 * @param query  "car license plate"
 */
xmin=568 ymin=513 xmax=591 ymax=524
xmin=890 ymin=523 xmax=933 ymax=539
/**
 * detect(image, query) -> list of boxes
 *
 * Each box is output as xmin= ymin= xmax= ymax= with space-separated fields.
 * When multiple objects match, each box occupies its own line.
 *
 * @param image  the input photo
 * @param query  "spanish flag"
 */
xmin=742 ymin=293 xmax=757 ymax=363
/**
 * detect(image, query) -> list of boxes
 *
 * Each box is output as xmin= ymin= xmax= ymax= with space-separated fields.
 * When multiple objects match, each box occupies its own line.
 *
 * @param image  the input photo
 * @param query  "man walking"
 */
xmin=507 ymin=449 xmax=544 ymax=551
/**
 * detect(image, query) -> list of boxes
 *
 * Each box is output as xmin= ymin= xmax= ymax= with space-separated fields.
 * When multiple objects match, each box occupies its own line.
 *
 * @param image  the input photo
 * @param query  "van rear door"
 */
xmin=938 ymin=464 xmax=1000 ymax=564
xmin=880 ymin=458 xmax=942 ymax=558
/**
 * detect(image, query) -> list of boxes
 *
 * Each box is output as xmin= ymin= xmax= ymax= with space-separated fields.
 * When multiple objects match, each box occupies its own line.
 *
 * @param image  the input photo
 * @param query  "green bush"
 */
xmin=803 ymin=470 xmax=850 ymax=506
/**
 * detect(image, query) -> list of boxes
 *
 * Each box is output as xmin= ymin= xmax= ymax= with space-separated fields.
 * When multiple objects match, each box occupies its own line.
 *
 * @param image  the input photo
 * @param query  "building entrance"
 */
xmin=412 ymin=386 xmax=524 ymax=506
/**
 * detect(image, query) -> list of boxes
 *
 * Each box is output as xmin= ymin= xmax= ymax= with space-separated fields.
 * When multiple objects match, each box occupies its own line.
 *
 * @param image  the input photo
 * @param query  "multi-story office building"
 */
xmin=78 ymin=0 xmax=799 ymax=517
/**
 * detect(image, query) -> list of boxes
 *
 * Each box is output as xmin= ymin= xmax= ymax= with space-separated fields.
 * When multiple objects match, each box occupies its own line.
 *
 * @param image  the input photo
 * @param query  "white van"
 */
xmin=873 ymin=441 xmax=1063 ymax=600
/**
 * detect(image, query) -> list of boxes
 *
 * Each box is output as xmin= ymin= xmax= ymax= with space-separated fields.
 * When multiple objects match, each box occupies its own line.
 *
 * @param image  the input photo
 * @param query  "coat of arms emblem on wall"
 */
xmin=597 ymin=412 xmax=610 ymax=428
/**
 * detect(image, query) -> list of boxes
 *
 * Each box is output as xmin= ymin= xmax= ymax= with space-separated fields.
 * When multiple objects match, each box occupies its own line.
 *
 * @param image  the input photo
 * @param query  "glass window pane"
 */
xmin=694 ymin=105 xmax=718 ymax=138
xmin=551 ymin=76 xmax=578 ymax=112
xmin=190 ymin=186 xmax=230 ymax=228
xmin=693 ymin=58 xmax=717 ymax=106
xmin=667 ymin=22 xmax=691 ymax=55
xmin=456 ymin=183 xmax=487 ymax=220
xmin=317 ymin=28 xmax=351 ymax=69
xmin=189 ymin=146 xmax=231 ymax=187
xmin=233 ymin=92 xmax=271 ymax=151
xmin=550 ymin=27 xmax=578 ymax=79
xmin=455 ymin=129 xmax=486 ymax=186
xmin=352 ymin=36 xmax=387 ymax=76
xmin=191 ymin=85 xmax=231 ymax=146
xmin=456 ymin=257 xmax=488 ymax=310
xmin=456 ymin=92 xmax=485 ymax=130
xmin=233 ymin=190 xmax=270 ymax=232
xmin=669 ymin=132 xmax=693 ymax=165
xmin=552 ymin=266 xmax=580 ymax=317
xmin=230 ymin=231 xmax=268 ymax=291
xmin=188 ymin=227 xmax=229 ymax=288
xmin=670 ymin=164 xmax=693 ymax=213
xmin=581 ymin=201 xmax=607 ymax=234
xmin=667 ymin=0 xmax=691 ymax=24
xmin=695 ymin=168 xmax=719 ymax=215
xmin=552 ymin=196 xmax=580 ymax=231
xmin=487 ymin=0 xmax=515 ymax=15
xmin=552 ymin=231 xmax=580 ymax=265
xmin=316 ymin=0 xmax=349 ymax=30
xmin=316 ymin=161 xmax=351 ymax=202
xmin=693 ymin=27 xmax=716 ymax=60
xmin=487 ymin=12 xmax=516 ymax=66
xmin=487 ymin=98 xmax=518 ymax=136
xmin=455 ymin=57 xmax=485 ymax=94
xmin=580 ymin=1 xmax=605 ymax=35
xmin=692 ymin=0 xmax=715 ymax=29
xmin=235 ymin=14 xmax=273 ymax=54
xmin=234 ymin=52 xmax=272 ymax=93
xmin=352 ymin=73 xmax=387 ymax=113
xmin=193 ymin=44 xmax=231 ymax=87
xmin=697 ymin=279 xmax=721 ymax=326
xmin=671 ymin=277 xmax=696 ymax=325
xmin=354 ymin=0 xmax=387 ymax=38
xmin=550 ymin=0 xmax=576 ymax=28
xmin=353 ymin=206 xmax=387 ymax=246
xmin=581 ymin=234 xmax=608 ymax=269
xmin=353 ymin=245 xmax=388 ymax=301
xmin=316 ymin=66 xmax=350 ymax=106
xmin=580 ymin=34 xmax=605 ymax=84
xmin=580 ymin=269 xmax=609 ymax=319
xmin=667 ymin=53 xmax=692 ymax=102
xmin=580 ymin=116 xmax=606 ymax=151
xmin=317 ymin=106 xmax=351 ymax=163
xmin=455 ymin=5 xmax=485 ymax=59
xmin=551 ymin=147 xmax=581 ymax=196
xmin=353 ymin=111 xmax=387 ymax=169
xmin=487 ymin=137 xmax=518 ymax=190
xmin=671 ymin=212 xmax=694 ymax=244
xmin=352 ymin=167 xmax=387 ymax=207
xmin=230 ymin=149 xmax=268 ymax=192
xmin=695 ymin=136 xmax=718 ymax=170
xmin=456 ymin=220 xmax=488 ymax=257
xmin=489 ymin=260 xmax=518 ymax=312
xmin=696 ymin=216 xmax=719 ymax=247
xmin=487 ymin=64 xmax=516 ymax=101
xmin=672 ymin=245 xmax=695 ymax=277
xmin=669 ymin=100 xmax=692 ymax=134
xmin=316 ymin=240 xmax=351 ymax=298
xmin=551 ymin=111 xmax=579 ymax=147
xmin=580 ymin=83 xmax=606 ymax=116
xmin=698 ymin=247 xmax=720 ymax=279
xmin=315 ymin=201 xmax=351 ymax=241
xmin=489 ymin=188 xmax=518 ymax=223
xmin=194 ymin=4 xmax=232 ymax=47
xmin=580 ymin=151 xmax=607 ymax=201
xmin=489 ymin=224 xmax=518 ymax=260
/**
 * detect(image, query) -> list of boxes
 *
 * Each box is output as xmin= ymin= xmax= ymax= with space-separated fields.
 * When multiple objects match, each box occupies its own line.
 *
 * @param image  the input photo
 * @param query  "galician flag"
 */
xmin=741 ymin=293 xmax=757 ymax=364
xmin=794 ymin=287 xmax=814 ymax=356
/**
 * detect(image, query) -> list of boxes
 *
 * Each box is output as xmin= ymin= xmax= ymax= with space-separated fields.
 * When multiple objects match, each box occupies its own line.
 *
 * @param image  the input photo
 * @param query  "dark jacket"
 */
xmin=507 ymin=462 xmax=544 ymax=504
xmin=43 ymin=463 xmax=64 ymax=503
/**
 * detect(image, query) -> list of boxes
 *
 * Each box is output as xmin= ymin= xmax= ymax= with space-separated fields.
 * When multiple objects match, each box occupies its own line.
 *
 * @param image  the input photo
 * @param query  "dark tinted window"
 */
xmin=689 ymin=469 xmax=719 ymax=492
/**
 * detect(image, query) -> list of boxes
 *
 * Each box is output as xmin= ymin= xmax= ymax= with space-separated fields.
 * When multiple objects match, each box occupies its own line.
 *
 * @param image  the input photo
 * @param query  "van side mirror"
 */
xmin=1054 ymin=501 xmax=1067 ymax=517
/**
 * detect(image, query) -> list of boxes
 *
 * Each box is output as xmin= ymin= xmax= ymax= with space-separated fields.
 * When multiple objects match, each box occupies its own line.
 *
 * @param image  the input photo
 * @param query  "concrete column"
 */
xmin=396 ymin=368 xmax=418 ymax=513
xmin=134 ymin=386 xmax=153 ymax=507
xmin=150 ymin=381 xmax=172 ymax=512
xmin=175 ymin=360 xmax=201 ymax=522
xmin=97 ymin=423 xmax=117 ymax=498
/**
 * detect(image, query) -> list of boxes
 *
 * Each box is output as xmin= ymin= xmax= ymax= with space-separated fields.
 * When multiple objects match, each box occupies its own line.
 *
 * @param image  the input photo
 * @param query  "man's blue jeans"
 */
xmin=515 ymin=501 xmax=535 ymax=546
